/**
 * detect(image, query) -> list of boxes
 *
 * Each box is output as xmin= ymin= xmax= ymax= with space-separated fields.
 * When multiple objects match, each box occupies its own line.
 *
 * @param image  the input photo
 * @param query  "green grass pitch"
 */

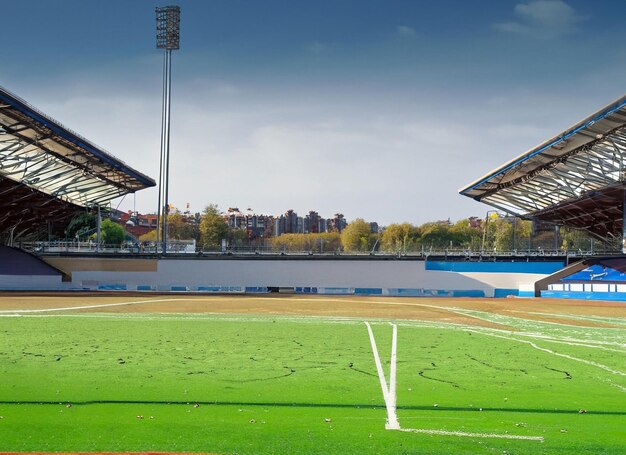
xmin=0 ymin=311 xmax=624 ymax=454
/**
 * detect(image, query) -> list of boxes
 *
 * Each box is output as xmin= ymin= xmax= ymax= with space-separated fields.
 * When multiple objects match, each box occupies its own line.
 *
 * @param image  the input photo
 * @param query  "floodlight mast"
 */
xmin=155 ymin=5 xmax=180 ymax=256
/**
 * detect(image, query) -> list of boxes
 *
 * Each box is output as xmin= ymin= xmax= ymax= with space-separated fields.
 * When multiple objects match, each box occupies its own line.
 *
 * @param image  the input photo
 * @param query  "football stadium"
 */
xmin=0 ymin=79 xmax=625 ymax=454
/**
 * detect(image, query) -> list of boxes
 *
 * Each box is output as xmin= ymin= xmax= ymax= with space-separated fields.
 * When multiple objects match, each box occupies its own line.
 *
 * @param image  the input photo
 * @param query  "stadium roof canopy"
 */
xmin=460 ymin=94 xmax=626 ymax=240
xmin=0 ymin=85 xmax=156 ymax=239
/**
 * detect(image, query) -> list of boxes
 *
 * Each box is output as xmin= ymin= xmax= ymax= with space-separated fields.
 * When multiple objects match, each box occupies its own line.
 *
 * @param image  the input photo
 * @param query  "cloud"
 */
xmin=32 ymin=77 xmax=569 ymax=225
xmin=396 ymin=25 xmax=416 ymax=37
xmin=494 ymin=0 xmax=584 ymax=38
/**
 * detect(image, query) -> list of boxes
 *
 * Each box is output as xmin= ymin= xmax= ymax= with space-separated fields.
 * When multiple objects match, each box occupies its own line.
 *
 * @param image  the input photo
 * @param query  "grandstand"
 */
xmin=460 ymin=94 xmax=626 ymax=243
xmin=0 ymin=84 xmax=155 ymax=242
xmin=461 ymin=94 xmax=626 ymax=299
xmin=2 ymin=83 xmax=626 ymax=300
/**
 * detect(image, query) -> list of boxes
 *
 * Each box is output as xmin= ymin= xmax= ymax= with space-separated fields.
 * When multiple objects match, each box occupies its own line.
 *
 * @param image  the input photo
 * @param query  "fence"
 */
xmin=18 ymin=241 xmax=620 ymax=261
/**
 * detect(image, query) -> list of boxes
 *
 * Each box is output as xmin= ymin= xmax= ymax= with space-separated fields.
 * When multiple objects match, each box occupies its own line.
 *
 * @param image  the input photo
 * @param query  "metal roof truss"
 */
xmin=0 ymin=111 xmax=136 ymax=207
xmin=478 ymin=125 xmax=626 ymax=216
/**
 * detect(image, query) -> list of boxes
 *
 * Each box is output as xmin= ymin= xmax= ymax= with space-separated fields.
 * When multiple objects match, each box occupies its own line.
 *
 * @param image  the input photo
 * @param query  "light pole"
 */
xmin=156 ymin=5 xmax=180 ymax=255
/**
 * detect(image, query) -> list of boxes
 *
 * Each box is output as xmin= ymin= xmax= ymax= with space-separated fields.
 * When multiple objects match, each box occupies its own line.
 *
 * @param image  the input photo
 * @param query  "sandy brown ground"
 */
xmin=0 ymin=292 xmax=624 ymax=329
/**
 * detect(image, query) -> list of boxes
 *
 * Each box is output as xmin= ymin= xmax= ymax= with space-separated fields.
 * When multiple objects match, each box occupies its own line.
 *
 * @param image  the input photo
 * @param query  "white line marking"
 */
xmin=518 ymin=337 xmax=626 ymax=353
xmin=364 ymin=321 xmax=399 ymax=429
xmin=504 ymin=310 xmax=626 ymax=326
xmin=365 ymin=321 xmax=545 ymax=440
xmin=365 ymin=322 xmax=389 ymax=402
xmin=399 ymin=428 xmax=544 ymax=441
xmin=0 ymin=298 xmax=191 ymax=314
xmin=388 ymin=321 xmax=398 ymax=427
xmin=473 ymin=330 xmax=626 ymax=377
xmin=0 ymin=303 xmax=554 ymax=442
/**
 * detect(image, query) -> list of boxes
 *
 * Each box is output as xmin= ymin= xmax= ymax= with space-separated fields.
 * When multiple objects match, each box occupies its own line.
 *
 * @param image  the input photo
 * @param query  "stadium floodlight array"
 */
xmin=155 ymin=5 xmax=180 ymax=255
xmin=156 ymin=6 xmax=180 ymax=50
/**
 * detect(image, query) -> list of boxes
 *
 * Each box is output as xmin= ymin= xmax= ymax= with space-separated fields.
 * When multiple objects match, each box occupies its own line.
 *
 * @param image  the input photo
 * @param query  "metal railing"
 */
xmin=17 ymin=241 xmax=621 ymax=260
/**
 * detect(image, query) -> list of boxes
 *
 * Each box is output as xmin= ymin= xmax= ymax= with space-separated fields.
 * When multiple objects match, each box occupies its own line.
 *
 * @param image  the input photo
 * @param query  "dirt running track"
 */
xmin=0 ymin=293 xmax=624 ymax=329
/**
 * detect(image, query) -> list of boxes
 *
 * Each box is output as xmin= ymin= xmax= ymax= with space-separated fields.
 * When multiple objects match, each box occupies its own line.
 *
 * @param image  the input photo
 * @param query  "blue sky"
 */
xmin=2 ymin=0 xmax=625 ymax=224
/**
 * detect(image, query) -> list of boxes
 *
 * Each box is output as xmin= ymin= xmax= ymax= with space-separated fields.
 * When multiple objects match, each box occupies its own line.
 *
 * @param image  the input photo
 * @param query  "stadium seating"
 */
xmin=543 ymin=257 xmax=626 ymax=301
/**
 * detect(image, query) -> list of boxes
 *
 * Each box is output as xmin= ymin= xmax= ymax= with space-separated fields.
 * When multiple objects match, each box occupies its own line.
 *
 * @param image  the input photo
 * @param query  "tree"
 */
xmin=341 ymin=218 xmax=373 ymax=252
xmin=560 ymin=226 xmax=594 ymax=251
xmin=138 ymin=211 xmax=197 ymax=243
xmin=228 ymin=228 xmax=248 ymax=248
xmin=482 ymin=217 xmax=532 ymax=251
xmin=269 ymin=232 xmax=341 ymax=253
xmin=420 ymin=222 xmax=453 ymax=249
xmin=381 ymin=223 xmax=418 ymax=252
xmin=65 ymin=212 xmax=96 ymax=240
xmin=167 ymin=211 xmax=196 ymax=240
xmin=199 ymin=204 xmax=228 ymax=249
xmin=139 ymin=230 xmax=157 ymax=242
xmin=515 ymin=219 xmax=532 ymax=250
xmin=449 ymin=219 xmax=481 ymax=250
xmin=99 ymin=219 xmax=125 ymax=245
xmin=492 ymin=218 xmax=513 ymax=251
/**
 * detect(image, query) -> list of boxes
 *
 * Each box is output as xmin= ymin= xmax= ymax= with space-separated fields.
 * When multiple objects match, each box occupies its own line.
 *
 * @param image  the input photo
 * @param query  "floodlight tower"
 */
xmin=156 ymin=5 xmax=180 ymax=255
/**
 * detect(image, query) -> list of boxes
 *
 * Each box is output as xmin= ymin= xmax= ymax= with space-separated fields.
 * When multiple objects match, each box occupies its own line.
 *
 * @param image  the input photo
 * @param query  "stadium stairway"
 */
xmin=534 ymin=260 xmax=589 ymax=296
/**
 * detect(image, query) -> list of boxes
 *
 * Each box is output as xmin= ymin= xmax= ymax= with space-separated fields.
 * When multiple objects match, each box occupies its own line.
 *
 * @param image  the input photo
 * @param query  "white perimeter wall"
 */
xmin=0 ymin=275 xmax=63 ymax=290
xmin=63 ymin=258 xmax=547 ymax=297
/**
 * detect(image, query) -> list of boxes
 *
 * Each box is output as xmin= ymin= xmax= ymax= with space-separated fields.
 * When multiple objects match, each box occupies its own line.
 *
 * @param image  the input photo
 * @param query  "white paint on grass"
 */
xmin=365 ymin=321 xmax=546 ymax=442
xmin=504 ymin=310 xmax=626 ymax=327
xmin=516 ymin=336 xmax=626 ymax=353
xmin=0 ymin=298 xmax=191 ymax=314
xmin=474 ymin=330 xmax=626 ymax=377
xmin=365 ymin=321 xmax=400 ymax=429
xmin=388 ymin=321 xmax=398 ymax=426
xmin=399 ymin=428 xmax=544 ymax=441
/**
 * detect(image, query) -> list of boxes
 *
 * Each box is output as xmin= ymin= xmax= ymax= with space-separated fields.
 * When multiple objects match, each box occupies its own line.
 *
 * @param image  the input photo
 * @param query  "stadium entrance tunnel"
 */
xmin=268 ymin=286 xmax=296 ymax=294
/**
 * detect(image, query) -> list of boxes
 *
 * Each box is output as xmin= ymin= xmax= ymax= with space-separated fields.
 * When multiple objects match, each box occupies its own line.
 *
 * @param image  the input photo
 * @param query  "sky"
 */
xmin=1 ymin=0 xmax=625 ymax=225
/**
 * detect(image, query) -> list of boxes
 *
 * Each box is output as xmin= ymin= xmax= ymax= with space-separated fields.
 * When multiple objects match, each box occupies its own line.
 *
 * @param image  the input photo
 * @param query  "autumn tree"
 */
xmin=270 ymin=232 xmax=341 ymax=253
xmin=139 ymin=230 xmax=157 ymax=242
xmin=515 ymin=219 xmax=533 ymax=250
xmin=482 ymin=217 xmax=532 ymax=251
xmin=167 ymin=210 xmax=196 ymax=240
xmin=492 ymin=218 xmax=513 ymax=251
xmin=448 ymin=219 xmax=481 ymax=250
xmin=381 ymin=223 xmax=419 ymax=252
xmin=560 ymin=226 xmax=594 ymax=251
xmin=419 ymin=222 xmax=454 ymax=249
xmin=199 ymin=204 xmax=228 ymax=249
xmin=341 ymin=218 xmax=373 ymax=252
